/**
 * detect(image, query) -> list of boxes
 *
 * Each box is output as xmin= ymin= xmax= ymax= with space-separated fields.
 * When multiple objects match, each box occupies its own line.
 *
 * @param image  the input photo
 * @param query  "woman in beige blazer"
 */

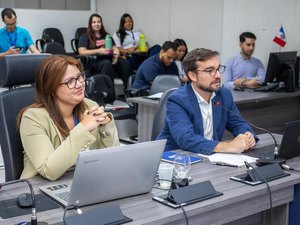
xmin=17 ymin=55 xmax=119 ymax=181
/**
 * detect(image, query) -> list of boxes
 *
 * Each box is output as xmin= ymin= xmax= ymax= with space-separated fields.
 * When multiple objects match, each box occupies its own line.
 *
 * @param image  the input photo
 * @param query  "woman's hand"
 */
xmin=81 ymin=106 xmax=111 ymax=132
xmin=97 ymin=48 xmax=110 ymax=55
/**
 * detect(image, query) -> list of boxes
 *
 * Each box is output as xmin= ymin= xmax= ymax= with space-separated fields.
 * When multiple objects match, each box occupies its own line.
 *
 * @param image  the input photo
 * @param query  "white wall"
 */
xmin=1 ymin=0 xmax=300 ymax=66
xmin=222 ymin=0 xmax=300 ymax=66
xmin=96 ymin=0 xmax=223 ymax=51
xmin=98 ymin=0 xmax=300 ymax=68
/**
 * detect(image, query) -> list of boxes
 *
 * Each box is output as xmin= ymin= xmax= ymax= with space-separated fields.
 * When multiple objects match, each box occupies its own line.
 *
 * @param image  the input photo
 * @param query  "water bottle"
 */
xmin=139 ymin=34 xmax=147 ymax=53
xmin=105 ymin=34 xmax=113 ymax=54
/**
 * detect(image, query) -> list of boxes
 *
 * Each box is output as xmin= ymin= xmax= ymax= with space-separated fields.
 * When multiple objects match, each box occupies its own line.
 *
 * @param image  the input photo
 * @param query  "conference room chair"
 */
xmin=71 ymin=27 xmax=87 ymax=54
xmin=36 ymin=28 xmax=64 ymax=52
xmin=85 ymin=74 xmax=138 ymax=143
xmin=149 ymin=74 xmax=181 ymax=95
xmin=43 ymin=42 xmax=67 ymax=55
xmin=126 ymin=74 xmax=181 ymax=97
xmin=0 ymin=54 xmax=50 ymax=181
xmin=151 ymin=88 xmax=177 ymax=140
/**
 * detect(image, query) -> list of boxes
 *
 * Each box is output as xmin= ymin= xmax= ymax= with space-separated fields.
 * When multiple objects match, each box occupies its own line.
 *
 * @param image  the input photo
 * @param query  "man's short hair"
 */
xmin=161 ymin=41 xmax=177 ymax=52
xmin=239 ymin=32 xmax=256 ymax=43
xmin=183 ymin=48 xmax=219 ymax=75
xmin=1 ymin=8 xmax=16 ymax=21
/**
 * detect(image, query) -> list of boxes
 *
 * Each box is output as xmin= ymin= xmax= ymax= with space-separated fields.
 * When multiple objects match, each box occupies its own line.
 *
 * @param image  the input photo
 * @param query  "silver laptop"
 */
xmin=39 ymin=139 xmax=166 ymax=207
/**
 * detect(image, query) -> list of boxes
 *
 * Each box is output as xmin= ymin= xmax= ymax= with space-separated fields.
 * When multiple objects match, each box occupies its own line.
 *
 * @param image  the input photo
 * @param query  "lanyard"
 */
xmin=131 ymin=31 xmax=135 ymax=46
xmin=74 ymin=114 xmax=79 ymax=126
xmin=6 ymin=28 xmax=18 ymax=47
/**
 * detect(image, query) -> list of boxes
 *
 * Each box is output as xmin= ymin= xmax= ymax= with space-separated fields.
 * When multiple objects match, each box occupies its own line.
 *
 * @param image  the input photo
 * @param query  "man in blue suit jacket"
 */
xmin=157 ymin=48 xmax=257 ymax=155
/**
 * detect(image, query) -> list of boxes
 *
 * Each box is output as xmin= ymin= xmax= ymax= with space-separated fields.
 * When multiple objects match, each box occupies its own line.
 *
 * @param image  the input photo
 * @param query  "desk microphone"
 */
xmin=214 ymin=100 xmax=285 ymax=165
xmin=0 ymin=179 xmax=48 ymax=225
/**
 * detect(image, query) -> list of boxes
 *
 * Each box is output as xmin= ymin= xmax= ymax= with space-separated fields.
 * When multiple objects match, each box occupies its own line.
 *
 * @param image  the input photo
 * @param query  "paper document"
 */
xmin=145 ymin=92 xmax=163 ymax=100
xmin=198 ymin=153 xmax=258 ymax=167
xmin=105 ymin=100 xmax=130 ymax=110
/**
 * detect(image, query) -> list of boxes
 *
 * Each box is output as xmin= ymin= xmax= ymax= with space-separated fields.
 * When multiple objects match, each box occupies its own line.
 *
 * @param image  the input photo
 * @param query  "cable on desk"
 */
xmin=62 ymin=204 xmax=82 ymax=225
xmin=281 ymin=164 xmax=300 ymax=172
xmin=244 ymin=162 xmax=273 ymax=225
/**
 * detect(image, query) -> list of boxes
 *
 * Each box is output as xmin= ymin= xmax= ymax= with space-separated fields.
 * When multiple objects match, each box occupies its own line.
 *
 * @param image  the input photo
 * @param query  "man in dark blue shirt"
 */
xmin=132 ymin=41 xmax=178 ymax=89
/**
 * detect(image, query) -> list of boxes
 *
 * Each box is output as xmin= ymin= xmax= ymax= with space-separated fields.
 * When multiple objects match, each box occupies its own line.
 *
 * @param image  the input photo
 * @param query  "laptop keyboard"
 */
xmin=55 ymin=192 xmax=70 ymax=202
xmin=253 ymin=83 xmax=278 ymax=92
xmin=244 ymin=145 xmax=276 ymax=159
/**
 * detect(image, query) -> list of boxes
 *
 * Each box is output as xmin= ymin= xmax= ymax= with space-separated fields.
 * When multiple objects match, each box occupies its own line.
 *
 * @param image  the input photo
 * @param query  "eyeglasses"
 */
xmin=196 ymin=65 xmax=226 ymax=77
xmin=60 ymin=72 xmax=85 ymax=89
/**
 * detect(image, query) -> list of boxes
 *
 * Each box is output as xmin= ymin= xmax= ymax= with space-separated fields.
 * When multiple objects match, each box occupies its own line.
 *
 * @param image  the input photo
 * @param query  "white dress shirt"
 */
xmin=191 ymin=84 xmax=215 ymax=140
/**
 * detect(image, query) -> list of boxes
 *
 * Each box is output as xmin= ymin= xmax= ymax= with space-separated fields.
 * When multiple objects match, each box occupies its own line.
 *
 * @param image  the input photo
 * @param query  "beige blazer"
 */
xmin=19 ymin=98 xmax=119 ymax=181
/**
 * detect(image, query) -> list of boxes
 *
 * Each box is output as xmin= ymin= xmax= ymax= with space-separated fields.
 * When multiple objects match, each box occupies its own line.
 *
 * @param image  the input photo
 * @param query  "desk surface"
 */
xmin=1 ymin=135 xmax=300 ymax=225
xmin=128 ymin=88 xmax=300 ymax=105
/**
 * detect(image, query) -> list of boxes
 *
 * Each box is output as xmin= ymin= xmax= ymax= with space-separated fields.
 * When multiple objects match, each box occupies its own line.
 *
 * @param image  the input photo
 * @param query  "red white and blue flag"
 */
xmin=273 ymin=25 xmax=286 ymax=47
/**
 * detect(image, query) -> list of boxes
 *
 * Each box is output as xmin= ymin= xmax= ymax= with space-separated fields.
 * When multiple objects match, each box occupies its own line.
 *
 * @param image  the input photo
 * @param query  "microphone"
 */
xmin=214 ymin=100 xmax=286 ymax=166
xmin=0 ymin=179 xmax=48 ymax=225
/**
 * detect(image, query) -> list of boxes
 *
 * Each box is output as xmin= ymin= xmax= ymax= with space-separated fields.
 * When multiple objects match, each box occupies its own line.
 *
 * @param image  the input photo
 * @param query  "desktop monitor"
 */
xmin=264 ymin=51 xmax=297 ymax=91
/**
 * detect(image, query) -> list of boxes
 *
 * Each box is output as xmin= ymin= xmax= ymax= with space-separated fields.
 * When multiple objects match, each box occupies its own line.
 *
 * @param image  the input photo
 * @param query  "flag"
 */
xmin=273 ymin=25 xmax=286 ymax=47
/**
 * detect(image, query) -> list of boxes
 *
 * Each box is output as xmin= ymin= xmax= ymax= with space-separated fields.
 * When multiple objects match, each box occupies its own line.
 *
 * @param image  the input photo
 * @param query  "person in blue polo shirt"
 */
xmin=0 ymin=8 xmax=40 ymax=58
xmin=223 ymin=32 xmax=265 ymax=89
xmin=132 ymin=41 xmax=178 ymax=90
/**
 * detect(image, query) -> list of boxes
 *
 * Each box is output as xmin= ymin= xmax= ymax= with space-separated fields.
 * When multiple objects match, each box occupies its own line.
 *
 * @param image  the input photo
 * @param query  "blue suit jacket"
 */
xmin=157 ymin=83 xmax=258 ymax=155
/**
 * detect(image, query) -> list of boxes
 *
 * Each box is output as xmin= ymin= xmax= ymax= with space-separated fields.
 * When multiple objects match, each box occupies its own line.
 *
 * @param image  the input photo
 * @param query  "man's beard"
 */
xmin=196 ymin=79 xmax=221 ymax=93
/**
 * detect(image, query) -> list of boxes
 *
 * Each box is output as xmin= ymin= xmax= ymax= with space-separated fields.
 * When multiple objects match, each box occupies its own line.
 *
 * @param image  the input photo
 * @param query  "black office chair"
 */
xmin=0 ymin=54 xmax=50 ymax=181
xmin=151 ymin=88 xmax=177 ymax=140
xmin=36 ymin=28 xmax=64 ymax=52
xmin=43 ymin=42 xmax=67 ymax=55
xmin=85 ymin=74 xmax=138 ymax=143
xmin=71 ymin=27 xmax=87 ymax=54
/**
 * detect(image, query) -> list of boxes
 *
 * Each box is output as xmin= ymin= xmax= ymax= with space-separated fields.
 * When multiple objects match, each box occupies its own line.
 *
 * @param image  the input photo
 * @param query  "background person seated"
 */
xmin=132 ymin=41 xmax=178 ymax=90
xmin=222 ymin=32 xmax=265 ymax=89
xmin=78 ymin=13 xmax=133 ymax=88
xmin=113 ymin=13 xmax=161 ymax=70
xmin=0 ymin=8 xmax=40 ymax=58
xmin=174 ymin=38 xmax=188 ymax=83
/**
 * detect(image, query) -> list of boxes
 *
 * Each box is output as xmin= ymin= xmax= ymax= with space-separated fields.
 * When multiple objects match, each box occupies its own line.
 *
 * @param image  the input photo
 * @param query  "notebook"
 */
xmin=39 ymin=139 xmax=166 ymax=208
xmin=244 ymin=120 xmax=300 ymax=160
xmin=161 ymin=151 xmax=202 ymax=164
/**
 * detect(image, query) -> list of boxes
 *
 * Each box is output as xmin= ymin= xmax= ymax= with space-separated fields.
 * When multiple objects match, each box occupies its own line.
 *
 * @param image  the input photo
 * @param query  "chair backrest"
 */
xmin=42 ymin=28 xmax=65 ymax=47
xmin=71 ymin=27 xmax=87 ymax=53
xmin=36 ymin=28 xmax=65 ymax=52
xmin=149 ymin=74 xmax=181 ymax=95
xmin=0 ymin=54 xmax=50 ymax=181
xmin=151 ymin=88 xmax=177 ymax=140
xmin=85 ymin=74 xmax=116 ymax=105
xmin=43 ymin=42 xmax=67 ymax=55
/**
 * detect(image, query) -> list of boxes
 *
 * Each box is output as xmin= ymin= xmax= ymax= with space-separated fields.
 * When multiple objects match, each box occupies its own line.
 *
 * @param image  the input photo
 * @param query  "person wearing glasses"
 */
xmin=0 ymin=8 xmax=40 ymax=58
xmin=157 ymin=48 xmax=257 ymax=155
xmin=222 ymin=32 xmax=265 ymax=89
xmin=17 ymin=55 xmax=119 ymax=181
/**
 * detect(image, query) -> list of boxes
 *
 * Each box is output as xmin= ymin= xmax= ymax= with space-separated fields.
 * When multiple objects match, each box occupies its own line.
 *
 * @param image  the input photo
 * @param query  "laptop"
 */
xmin=244 ymin=120 xmax=300 ymax=160
xmin=39 ymin=139 xmax=166 ymax=208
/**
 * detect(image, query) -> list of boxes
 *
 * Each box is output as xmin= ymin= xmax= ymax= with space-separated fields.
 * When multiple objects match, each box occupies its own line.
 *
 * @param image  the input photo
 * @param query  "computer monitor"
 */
xmin=264 ymin=51 xmax=297 ymax=91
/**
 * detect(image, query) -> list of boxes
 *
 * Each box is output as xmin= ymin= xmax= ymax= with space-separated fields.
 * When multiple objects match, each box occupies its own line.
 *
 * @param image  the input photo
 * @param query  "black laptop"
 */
xmin=244 ymin=120 xmax=300 ymax=160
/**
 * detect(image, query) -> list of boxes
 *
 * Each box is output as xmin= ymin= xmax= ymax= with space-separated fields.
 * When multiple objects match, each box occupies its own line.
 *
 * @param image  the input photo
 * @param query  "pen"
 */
xmin=213 ymin=162 xmax=239 ymax=168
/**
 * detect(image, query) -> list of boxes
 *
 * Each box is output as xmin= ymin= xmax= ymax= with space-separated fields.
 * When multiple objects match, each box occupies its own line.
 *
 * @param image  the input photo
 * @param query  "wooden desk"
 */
xmin=128 ymin=89 xmax=300 ymax=142
xmin=1 ymin=134 xmax=300 ymax=225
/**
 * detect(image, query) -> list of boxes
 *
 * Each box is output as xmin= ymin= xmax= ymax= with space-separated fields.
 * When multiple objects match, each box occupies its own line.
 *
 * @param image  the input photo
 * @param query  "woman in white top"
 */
xmin=174 ymin=38 xmax=188 ymax=83
xmin=113 ymin=13 xmax=161 ymax=70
